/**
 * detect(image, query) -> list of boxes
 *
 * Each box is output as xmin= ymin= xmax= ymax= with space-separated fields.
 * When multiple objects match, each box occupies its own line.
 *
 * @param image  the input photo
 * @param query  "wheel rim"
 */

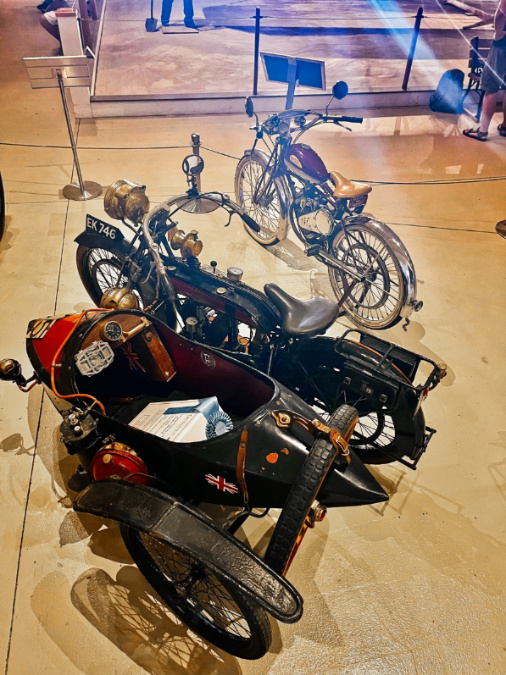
xmin=84 ymin=248 xmax=144 ymax=308
xmin=141 ymin=533 xmax=255 ymax=642
xmin=330 ymin=227 xmax=403 ymax=328
xmin=237 ymin=160 xmax=282 ymax=242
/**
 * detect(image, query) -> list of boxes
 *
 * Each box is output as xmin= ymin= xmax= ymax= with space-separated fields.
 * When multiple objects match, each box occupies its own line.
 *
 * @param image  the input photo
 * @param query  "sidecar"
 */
xmin=6 ymin=308 xmax=388 ymax=658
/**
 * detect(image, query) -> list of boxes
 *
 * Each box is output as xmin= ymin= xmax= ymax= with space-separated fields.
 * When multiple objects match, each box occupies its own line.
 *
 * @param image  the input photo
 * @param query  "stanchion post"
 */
xmin=191 ymin=132 xmax=201 ymax=191
xmin=402 ymin=7 xmax=423 ymax=91
xmin=23 ymin=55 xmax=102 ymax=201
xmin=253 ymin=7 xmax=262 ymax=95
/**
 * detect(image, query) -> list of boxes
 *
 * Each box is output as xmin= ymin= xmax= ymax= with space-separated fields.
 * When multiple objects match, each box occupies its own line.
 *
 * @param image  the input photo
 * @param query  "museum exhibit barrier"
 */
xmin=23 ymin=56 xmax=102 ymax=201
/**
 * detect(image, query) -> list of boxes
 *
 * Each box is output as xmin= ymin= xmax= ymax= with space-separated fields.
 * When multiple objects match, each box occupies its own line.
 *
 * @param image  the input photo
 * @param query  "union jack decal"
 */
xmin=205 ymin=474 xmax=239 ymax=494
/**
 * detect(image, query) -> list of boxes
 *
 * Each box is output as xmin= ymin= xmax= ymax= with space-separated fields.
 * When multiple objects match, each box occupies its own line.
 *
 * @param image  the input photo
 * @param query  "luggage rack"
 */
xmin=335 ymin=329 xmax=445 ymax=393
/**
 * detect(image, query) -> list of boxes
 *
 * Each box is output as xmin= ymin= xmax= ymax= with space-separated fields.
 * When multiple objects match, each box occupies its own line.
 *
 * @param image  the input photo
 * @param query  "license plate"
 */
xmin=348 ymin=194 xmax=368 ymax=210
xmin=85 ymin=214 xmax=124 ymax=242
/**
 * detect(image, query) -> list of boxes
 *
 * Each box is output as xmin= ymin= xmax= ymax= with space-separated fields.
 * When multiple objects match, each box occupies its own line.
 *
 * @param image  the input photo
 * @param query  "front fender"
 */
xmin=74 ymin=479 xmax=303 ymax=623
xmin=74 ymin=231 xmax=130 ymax=256
xmin=343 ymin=215 xmax=417 ymax=317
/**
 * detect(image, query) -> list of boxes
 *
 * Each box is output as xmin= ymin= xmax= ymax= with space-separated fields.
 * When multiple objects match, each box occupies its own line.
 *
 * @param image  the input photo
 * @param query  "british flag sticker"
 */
xmin=205 ymin=474 xmax=239 ymax=494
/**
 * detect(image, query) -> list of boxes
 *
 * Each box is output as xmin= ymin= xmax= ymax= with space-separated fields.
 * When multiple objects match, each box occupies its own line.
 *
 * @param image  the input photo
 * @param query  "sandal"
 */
xmin=463 ymin=128 xmax=488 ymax=141
xmin=498 ymin=124 xmax=506 ymax=137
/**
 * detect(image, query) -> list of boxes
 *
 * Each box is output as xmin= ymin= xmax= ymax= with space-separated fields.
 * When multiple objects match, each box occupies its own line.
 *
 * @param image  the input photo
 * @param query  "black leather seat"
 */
xmin=264 ymin=283 xmax=340 ymax=338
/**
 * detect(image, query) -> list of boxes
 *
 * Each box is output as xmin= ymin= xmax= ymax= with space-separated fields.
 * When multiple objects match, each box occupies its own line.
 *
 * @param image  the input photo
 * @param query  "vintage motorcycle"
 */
xmin=75 ymin=156 xmax=446 ymax=471
xmin=234 ymin=82 xmax=423 ymax=330
xmin=0 ymin=306 xmax=392 ymax=659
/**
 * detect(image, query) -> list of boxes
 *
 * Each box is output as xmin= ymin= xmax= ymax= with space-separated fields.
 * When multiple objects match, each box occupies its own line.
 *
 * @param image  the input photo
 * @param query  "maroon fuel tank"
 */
xmin=284 ymin=144 xmax=328 ymax=183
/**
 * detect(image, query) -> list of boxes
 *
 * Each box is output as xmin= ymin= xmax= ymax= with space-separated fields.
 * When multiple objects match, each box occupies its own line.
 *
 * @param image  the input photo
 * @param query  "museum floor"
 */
xmin=1 ymin=1 xmax=506 ymax=674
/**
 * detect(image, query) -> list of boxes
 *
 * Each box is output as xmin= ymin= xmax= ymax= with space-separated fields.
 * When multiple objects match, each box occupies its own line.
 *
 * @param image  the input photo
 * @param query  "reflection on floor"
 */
xmin=95 ymin=0 xmax=489 ymax=98
xmin=1 ymin=0 xmax=506 ymax=673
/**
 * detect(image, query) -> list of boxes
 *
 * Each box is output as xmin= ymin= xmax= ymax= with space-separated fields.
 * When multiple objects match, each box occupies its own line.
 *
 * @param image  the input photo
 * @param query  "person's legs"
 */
xmin=39 ymin=14 xmax=61 ymax=42
xmin=161 ymin=0 xmax=174 ymax=26
xmin=183 ymin=0 xmax=194 ymax=21
xmin=479 ymin=91 xmax=498 ymax=134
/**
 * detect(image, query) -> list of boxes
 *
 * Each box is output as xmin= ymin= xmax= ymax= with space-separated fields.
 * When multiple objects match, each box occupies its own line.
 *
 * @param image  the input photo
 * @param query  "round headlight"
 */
xmin=104 ymin=179 xmax=150 ymax=224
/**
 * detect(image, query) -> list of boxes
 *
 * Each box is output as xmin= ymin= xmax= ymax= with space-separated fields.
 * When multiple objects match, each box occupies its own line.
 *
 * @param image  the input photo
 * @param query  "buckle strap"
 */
xmin=271 ymin=410 xmax=351 ymax=463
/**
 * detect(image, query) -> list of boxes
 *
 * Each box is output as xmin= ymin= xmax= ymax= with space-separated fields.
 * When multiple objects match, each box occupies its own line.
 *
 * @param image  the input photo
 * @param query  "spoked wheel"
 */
xmin=275 ymin=340 xmax=426 ymax=465
xmin=121 ymin=526 xmax=272 ymax=660
xmin=235 ymin=154 xmax=289 ymax=245
xmin=0 ymin=172 xmax=5 ymax=242
xmin=265 ymin=405 xmax=358 ymax=576
xmin=328 ymin=224 xmax=405 ymax=330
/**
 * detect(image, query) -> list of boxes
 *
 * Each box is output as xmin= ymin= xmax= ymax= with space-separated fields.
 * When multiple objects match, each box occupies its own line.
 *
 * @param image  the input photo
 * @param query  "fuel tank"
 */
xmin=284 ymin=144 xmax=328 ymax=184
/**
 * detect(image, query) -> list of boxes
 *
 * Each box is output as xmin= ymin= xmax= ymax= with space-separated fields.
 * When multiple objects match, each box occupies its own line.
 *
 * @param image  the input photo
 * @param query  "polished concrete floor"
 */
xmin=1 ymin=1 xmax=506 ymax=674
xmin=95 ymin=0 xmax=484 ymax=98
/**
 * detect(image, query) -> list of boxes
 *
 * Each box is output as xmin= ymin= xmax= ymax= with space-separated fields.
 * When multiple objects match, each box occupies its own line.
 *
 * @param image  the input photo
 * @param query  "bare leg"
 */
xmin=39 ymin=14 xmax=61 ymax=42
xmin=479 ymin=91 xmax=498 ymax=133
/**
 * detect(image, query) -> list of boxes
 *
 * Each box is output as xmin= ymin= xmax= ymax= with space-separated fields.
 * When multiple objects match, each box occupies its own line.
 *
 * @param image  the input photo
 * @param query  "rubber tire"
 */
xmin=328 ymin=224 xmax=405 ymax=330
xmin=121 ymin=525 xmax=272 ymax=660
xmin=265 ymin=405 xmax=358 ymax=575
xmin=234 ymin=154 xmax=288 ymax=245
xmin=0 ymin=172 xmax=5 ymax=242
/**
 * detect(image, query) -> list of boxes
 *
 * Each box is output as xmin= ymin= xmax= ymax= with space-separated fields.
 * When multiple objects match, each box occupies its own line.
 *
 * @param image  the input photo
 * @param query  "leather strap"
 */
xmin=236 ymin=429 xmax=249 ymax=504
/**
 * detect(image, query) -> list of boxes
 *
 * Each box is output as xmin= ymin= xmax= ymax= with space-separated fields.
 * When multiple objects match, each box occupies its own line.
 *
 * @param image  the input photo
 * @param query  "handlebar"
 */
xmin=334 ymin=115 xmax=363 ymax=124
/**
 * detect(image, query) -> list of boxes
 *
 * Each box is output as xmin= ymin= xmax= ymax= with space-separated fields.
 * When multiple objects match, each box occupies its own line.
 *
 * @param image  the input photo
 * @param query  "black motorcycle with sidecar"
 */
xmin=1 ymin=307 xmax=392 ymax=659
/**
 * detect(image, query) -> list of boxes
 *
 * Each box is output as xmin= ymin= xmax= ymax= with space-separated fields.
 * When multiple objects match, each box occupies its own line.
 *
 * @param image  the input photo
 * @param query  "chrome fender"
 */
xmin=235 ymin=149 xmax=291 ymax=241
xmin=340 ymin=215 xmax=417 ymax=318
xmin=74 ymin=479 xmax=303 ymax=623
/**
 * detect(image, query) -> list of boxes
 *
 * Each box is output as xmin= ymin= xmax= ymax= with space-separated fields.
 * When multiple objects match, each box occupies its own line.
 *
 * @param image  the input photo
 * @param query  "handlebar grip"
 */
xmin=337 ymin=116 xmax=363 ymax=124
xmin=240 ymin=213 xmax=261 ymax=233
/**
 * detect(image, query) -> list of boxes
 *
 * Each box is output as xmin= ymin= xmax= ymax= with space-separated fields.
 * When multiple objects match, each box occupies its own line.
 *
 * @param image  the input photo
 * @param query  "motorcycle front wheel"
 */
xmin=328 ymin=224 xmax=405 ymax=330
xmin=234 ymin=153 xmax=289 ymax=245
xmin=121 ymin=526 xmax=272 ymax=660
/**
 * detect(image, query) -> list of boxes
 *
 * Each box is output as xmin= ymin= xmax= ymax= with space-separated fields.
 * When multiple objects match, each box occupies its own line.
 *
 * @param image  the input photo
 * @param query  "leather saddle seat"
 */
xmin=264 ymin=283 xmax=340 ymax=338
xmin=329 ymin=170 xmax=372 ymax=199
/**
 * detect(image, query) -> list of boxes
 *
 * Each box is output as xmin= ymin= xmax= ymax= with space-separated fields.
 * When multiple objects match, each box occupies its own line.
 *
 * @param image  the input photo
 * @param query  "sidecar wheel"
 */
xmin=121 ymin=526 xmax=272 ymax=660
xmin=265 ymin=405 xmax=358 ymax=576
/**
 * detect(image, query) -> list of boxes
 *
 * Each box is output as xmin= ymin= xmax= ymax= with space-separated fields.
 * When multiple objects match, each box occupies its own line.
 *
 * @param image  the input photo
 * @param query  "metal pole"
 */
xmin=402 ymin=7 xmax=423 ymax=91
xmin=191 ymin=132 xmax=201 ymax=191
xmin=253 ymin=7 xmax=261 ymax=95
xmin=58 ymin=71 xmax=102 ymax=200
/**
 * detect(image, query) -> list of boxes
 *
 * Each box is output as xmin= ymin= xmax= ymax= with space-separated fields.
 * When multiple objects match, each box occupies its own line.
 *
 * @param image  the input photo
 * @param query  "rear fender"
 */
xmin=74 ymin=479 xmax=303 ymax=623
xmin=340 ymin=215 xmax=417 ymax=316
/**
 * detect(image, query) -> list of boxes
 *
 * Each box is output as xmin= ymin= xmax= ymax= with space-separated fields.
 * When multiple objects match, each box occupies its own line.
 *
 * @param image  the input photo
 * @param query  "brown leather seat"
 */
xmin=329 ymin=171 xmax=372 ymax=199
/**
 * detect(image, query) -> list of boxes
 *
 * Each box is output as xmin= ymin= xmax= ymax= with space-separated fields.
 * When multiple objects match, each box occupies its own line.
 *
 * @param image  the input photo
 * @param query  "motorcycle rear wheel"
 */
xmin=265 ymin=405 xmax=358 ymax=575
xmin=121 ymin=526 xmax=272 ymax=660
xmin=328 ymin=223 xmax=405 ymax=329
xmin=235 ymin=154 xmax=289 ymax=245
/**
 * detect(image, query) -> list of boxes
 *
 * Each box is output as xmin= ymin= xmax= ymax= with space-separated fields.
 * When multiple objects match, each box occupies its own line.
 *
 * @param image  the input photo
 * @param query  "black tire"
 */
xmin=0 ymin=172 xmax=5 ymax=242
xmin=121 ymin=526 xmax=272 ymax=660
xmin=328 ymin=224 xmax=405 ymax=330
xmin=234 ymin=154 xmax=288 ymax=245
xmin=265 ymin=405 xmax=358 ymax=575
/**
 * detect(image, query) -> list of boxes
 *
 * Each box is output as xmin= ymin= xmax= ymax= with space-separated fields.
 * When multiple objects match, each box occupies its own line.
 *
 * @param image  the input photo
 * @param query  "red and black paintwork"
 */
xmin=26 ymin=309 xmax=388 ymax=509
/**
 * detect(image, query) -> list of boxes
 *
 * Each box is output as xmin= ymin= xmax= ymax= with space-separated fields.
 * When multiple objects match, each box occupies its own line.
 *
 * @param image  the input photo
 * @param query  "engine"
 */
xmin=294 ymin=197 xmax=334 ymax=236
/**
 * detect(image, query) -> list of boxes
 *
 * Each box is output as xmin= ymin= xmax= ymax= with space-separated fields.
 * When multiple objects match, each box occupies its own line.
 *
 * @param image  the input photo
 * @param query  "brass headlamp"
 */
xmin=104 ymin=179 xmax=150 ymax=225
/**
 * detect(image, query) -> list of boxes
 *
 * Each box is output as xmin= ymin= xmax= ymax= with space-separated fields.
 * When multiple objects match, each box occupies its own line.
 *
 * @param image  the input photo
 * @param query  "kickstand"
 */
xmin=402 ymin=317 xmax=410 ymax=332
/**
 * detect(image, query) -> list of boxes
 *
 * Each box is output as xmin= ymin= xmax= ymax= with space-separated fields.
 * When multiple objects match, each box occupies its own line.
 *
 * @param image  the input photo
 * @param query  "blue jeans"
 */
xmin=161 ymin=0 xmax=194 ymax=25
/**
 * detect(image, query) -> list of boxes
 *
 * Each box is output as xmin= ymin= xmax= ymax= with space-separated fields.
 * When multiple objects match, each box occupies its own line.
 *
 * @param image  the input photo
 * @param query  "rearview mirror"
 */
xmin=245 ymin=97 xmax=255 ymax=118
xmin=332 ymin=81 xmax=348 ymax=100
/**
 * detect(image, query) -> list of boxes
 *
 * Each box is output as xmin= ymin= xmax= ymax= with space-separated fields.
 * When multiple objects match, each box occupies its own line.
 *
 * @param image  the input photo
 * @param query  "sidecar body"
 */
xmin=26 ymin=308 xmax=388 ymax=510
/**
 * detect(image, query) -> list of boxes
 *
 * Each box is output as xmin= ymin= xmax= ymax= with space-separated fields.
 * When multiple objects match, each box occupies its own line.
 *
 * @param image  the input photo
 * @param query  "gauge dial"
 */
xmin=100 ymin=320 xmax=123 ymax=342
